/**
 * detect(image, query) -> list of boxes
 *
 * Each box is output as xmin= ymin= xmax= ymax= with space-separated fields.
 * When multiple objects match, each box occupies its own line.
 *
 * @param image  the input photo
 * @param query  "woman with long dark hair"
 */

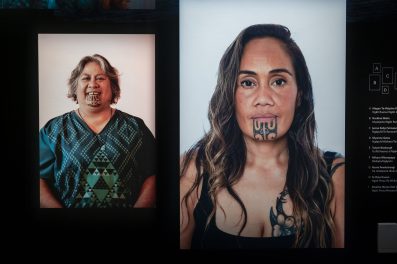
xmin=180 ymin=24 xmax=344 ymax=248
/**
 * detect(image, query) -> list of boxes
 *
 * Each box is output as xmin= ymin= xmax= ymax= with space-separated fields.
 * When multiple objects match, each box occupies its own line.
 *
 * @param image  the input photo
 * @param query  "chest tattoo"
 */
xmin=269 ymin=188 xmax=297 ymax=237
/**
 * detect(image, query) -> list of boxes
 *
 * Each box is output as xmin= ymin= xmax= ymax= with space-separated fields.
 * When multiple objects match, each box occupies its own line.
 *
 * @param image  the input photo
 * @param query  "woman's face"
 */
xmin=235 ymin=37 xmax=298 ymax=142
xmin=76 ymin=62 xmax=112 ymax=110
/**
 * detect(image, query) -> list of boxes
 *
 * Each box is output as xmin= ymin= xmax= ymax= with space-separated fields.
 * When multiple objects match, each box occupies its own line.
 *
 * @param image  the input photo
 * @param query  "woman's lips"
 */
xmin=86 ymin=91 xmax=101 ymax=95
xmin=252 ymin=114 xmax=277 ymax=123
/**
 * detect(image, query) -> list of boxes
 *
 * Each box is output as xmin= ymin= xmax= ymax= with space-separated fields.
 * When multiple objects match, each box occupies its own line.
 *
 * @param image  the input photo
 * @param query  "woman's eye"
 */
xmin=241 ymin=80 xmax=256 ymax=88
xmin=81 ymin=77 xmax=89 ymax=81
xmin=272 ymin=79 xmax=286 ymax=87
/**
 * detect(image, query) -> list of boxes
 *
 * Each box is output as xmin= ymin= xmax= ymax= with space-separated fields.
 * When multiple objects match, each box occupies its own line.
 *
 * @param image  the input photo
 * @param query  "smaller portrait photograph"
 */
xmin=38 ymin=34 xmax=156 ymax=209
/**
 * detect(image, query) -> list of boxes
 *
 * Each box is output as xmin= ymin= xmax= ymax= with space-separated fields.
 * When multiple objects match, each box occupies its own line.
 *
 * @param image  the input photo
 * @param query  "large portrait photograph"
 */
xmin=179 ymin=0 xmax=346 ymax=249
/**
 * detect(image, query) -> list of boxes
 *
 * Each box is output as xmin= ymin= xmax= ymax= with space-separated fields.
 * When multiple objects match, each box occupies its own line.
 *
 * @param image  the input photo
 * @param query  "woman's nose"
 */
xmin=254 ymin=84 xmax=275 ymax=106
xmin=88 ymin=78 xmax=98 ymax=88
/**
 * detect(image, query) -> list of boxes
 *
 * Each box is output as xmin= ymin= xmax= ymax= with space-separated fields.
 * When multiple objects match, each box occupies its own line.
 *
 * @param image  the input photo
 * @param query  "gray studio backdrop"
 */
xmin=180 ymin=0 xmax=345 ymax=156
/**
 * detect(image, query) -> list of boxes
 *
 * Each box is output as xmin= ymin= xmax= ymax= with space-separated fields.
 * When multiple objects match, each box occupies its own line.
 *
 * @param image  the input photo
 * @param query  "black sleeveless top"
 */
xmin=191 ymin=151 xmax=344 ymax=249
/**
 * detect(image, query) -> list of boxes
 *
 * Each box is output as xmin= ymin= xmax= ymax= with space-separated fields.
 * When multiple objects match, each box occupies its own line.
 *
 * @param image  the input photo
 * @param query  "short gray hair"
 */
xmin=67 ymin=54 xmax=120 ymax=104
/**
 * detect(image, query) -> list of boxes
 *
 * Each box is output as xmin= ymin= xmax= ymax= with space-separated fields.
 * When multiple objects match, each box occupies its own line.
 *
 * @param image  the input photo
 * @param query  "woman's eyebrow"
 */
xmin=238 ymin=70 xmax=257 ymax=75
xmin=80 ymin=73 xmax=106 ymax=76
xmin=269 ymin=68 xmax=293 ymax=76
xmin=238 ymin=68 xmax=293 ymax=76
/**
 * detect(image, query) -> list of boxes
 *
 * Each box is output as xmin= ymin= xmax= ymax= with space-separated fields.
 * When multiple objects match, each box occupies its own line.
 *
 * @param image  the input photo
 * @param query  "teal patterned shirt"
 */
xmin=39 ymin=110 xmax=156 ymax=208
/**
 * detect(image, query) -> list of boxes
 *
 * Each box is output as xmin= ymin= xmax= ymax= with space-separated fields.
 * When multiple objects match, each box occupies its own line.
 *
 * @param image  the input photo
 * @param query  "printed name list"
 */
xmin=368 ymin=106 xmax=397 ymax=193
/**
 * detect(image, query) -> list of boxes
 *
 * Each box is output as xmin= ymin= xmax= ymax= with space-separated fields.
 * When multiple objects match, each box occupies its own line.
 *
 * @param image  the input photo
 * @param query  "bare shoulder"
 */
xmin=180 ymin=153 xmax=199 ymax=190
xmin=180 ymin=152 xmax=202 ymax=204
xmin=330 ymin=157 xmax=345 ymax=217
xmin=180 ymin=152 xmax=203 ymax=249
xmin=330 ymin=157 xmax=345 ymax=247
xmin=180 ymin=153 xmax=198 ymax=181
xmin=331 ymin=157 xmax=345 ymax=187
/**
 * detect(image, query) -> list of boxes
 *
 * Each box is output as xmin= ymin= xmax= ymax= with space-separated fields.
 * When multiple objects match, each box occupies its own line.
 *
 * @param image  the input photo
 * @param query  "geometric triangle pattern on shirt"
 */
xmin=73 ymin=148 xmax=131 ymax=208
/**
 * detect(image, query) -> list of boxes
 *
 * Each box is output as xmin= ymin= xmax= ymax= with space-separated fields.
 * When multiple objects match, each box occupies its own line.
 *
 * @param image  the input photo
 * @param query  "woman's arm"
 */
xmin=330 ymin=158 xmax=345 ymax=248
xmin=134 ymin=175 xmax=156 ymax=208
xmin=180 ymin=156 xmax=201 ymax=249
xmin=40 ymin=179 xmax=63 ymax=208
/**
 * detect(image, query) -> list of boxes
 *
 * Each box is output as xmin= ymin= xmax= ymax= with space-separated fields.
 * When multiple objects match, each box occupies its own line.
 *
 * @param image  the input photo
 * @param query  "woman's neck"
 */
xmin=77 ymin=106 xmax=114 ymax=133
xmin=244 ymin=135 xmax=289 ymax=171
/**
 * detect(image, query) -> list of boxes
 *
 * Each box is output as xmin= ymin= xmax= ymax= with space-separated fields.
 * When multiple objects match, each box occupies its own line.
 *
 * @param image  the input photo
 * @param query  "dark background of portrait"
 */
xmin=346 ymin=0 xmax=397 ymax=258
xmin=3 ymin=0 xmax=179 ymax=255
xmin=2 ymin=0 xmax=397 ymax=260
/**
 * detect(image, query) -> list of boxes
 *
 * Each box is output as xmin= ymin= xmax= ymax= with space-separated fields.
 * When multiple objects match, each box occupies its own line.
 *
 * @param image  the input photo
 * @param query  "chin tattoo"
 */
xmin=86 ymin=94 xmax=101 ymax=107
xmin=253 ymin=117 xmax=277 ymax=141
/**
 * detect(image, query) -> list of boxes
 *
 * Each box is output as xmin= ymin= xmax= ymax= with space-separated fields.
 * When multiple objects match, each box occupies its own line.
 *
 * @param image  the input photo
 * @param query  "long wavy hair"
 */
xmin=180 ymin=24 xmax=335 ymax=248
